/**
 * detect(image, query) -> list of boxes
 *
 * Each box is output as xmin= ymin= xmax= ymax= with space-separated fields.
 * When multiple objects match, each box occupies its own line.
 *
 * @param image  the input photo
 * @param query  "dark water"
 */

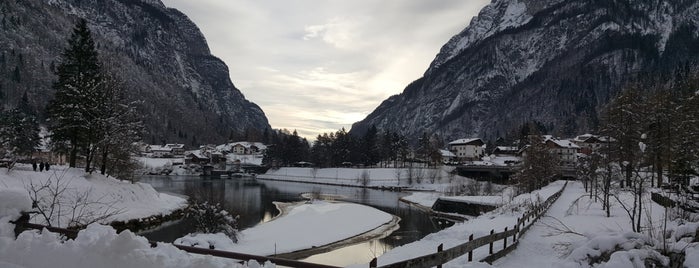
xmin=138 ymin=176 xmax=450 ymax=266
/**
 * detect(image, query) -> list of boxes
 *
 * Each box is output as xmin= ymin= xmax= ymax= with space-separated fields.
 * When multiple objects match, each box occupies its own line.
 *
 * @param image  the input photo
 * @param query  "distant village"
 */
xmin=137 ymin=133 xmax=612 ymax=179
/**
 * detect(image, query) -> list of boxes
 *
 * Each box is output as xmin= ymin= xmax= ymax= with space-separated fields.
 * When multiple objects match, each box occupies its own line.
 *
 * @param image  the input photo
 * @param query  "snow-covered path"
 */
xmin=492 ymin=182 xmax=580 ymax=267
xmin=493 ymin=181 xmax=666 ymax=267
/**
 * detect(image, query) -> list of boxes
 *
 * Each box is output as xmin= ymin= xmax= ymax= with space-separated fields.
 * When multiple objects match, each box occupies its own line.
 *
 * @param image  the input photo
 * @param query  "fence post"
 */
xmin=370 ymin=257 xmax=377 ymax=267
xmin=503 ymin=227 xmax=508 ymax=249
xmin=468 ymin=234 xmax=474 ymax=261
xmin=437 ymin=243 xmax=444 ymax=268
xmin=489 ymin=229 xmax=494 ymax=254
xmin=11 ymin=212 xmax=30 ymax=238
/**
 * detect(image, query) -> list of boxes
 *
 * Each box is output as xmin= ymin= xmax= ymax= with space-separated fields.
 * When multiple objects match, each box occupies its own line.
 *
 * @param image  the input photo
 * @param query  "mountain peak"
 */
xmin=352 ymin=0 xmax=699 ymax=141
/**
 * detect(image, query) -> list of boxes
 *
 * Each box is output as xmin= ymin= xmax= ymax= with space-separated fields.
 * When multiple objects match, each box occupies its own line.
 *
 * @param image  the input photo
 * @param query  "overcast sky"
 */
xmin=161 ymin=0 xmax=489 ymax=139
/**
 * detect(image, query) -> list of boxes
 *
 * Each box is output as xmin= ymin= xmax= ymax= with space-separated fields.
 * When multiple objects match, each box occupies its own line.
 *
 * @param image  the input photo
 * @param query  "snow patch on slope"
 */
xmin=432 ymin=0 xmax=532 ymax=71
xmin=499 ymin=0 xmax=531 ymax=31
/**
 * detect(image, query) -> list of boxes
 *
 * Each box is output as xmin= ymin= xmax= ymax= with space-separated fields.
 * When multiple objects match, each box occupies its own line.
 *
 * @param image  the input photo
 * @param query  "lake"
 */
xmin=139 ymin=176 xmax=450 ymax=266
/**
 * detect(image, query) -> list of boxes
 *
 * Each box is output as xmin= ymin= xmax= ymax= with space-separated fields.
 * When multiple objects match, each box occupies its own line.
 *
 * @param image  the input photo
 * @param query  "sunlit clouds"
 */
xmin=161 ymin=0 xmax=489 ymax=139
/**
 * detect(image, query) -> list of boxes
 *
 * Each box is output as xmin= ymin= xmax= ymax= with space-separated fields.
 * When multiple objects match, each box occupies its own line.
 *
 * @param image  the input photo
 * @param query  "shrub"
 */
xmin=185 ymin=202 xmax=239 ymax=242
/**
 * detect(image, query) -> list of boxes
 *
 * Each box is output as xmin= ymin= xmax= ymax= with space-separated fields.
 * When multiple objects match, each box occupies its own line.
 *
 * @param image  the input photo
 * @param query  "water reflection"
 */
xmin=139 ymin=176 xmax=445 ymax=266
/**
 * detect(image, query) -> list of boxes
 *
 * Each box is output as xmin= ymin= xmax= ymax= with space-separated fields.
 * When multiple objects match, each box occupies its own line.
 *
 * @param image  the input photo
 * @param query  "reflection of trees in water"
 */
xmin=182 ymin=179 xmax=285 ymax=230
xmin=145 ymin=177 xmax=446 ymax=251
xmin=183 ymin=179 xmax=226 ymax=204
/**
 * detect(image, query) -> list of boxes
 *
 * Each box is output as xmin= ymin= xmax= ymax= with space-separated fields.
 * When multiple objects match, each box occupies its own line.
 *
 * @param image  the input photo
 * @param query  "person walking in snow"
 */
xmin=45 ymin=162 xmax=50 ymax=171
xmin=39 ymin=162 xmax=44 ymax=172
xmin=32 ymin=161 xmax=37 ymax=171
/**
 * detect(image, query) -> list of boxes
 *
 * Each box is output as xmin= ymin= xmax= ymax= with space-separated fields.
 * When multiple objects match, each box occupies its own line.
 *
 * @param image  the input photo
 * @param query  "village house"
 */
xmin=184 ymin=151 xmax=209 ymax=165
xmin=439 ymin=149 xmax=457 ymax=164
xmin=543 ymin=136 xmax=580 ymax=168
xmin=220 ymin=142 xmax=267 ymax=155
xmin=147 ymin=143 xmax=185 ymax=158
xmin=572 ymin=134 xmax=613 ymax=155
xmin=448 ymin=138 xmax=486 ymax=161
xmin=492 ymin=146 xmax=519 ymax=156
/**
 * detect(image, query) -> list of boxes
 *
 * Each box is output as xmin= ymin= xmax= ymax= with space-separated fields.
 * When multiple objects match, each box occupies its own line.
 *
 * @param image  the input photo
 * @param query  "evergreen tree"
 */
xmin=514 ymin=134 xmax=558 ymax=193
xmin=362 ymin=125 xmax=379 ymax=166
xmin=47 ymin=18 xmax=102 ymax=169
xmin=0 ymin=108 xmax=40 ymax=158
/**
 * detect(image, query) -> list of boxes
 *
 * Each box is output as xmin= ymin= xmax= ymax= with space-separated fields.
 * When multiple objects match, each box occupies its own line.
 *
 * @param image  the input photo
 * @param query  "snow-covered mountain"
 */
xmin=0 ymin=0 xmax=270 ymax=144
xmin=351 ymin=0 xmax=699 ymax=141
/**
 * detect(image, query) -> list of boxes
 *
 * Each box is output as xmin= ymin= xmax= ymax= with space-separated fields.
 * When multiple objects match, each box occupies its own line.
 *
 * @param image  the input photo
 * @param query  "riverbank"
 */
xmin=175 ymin=200 xmax=399 ymax=258
xmin=0 ymin=165 xmax=265 ymax=268
xmin=0 ymin=164 xmax=188 ymax=227
xmin=258 ymin=167 xmax=464 ymax=191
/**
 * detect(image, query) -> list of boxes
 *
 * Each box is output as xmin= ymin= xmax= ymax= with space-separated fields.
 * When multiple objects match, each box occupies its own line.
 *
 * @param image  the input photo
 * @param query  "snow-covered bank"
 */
xmin=176 ymin=201 xmax=398 ymax=258
xmin=493 ymin=181 xmax=698 ymax=268
xmin=0 ymin=183 xmax=272 ymax=268
xmin=0 ymin=224 xmax=272 ymax=268
xmin=373 ymin=181 xmax=566 ymax=267
xmin=0 ymin=164 xmax=187 ymax=227
xmin=259 ymin=167 xmax=462 ymax=191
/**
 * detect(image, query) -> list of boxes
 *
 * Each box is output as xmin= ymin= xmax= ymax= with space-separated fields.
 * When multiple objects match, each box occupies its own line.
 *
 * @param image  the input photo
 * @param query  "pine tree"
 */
xmin=47 ymin=18 xmax=102 ymax=169
xmin=0 ymin=108 xmax=40 ymax=158
xmin=514 ymin=135 xmax=558 ymax=193
xmin=362 ymin=125 xmax=379 ymax=166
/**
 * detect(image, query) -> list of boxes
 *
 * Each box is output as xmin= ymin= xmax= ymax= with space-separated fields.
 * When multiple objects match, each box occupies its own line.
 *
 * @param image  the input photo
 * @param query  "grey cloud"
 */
xmin=162 ymin=0 xmax=489 ymax=139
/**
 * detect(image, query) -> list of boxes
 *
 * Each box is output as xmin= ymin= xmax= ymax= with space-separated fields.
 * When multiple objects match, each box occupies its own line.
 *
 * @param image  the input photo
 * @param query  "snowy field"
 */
xmin=0 ymin=164 xmax=186 ymax=226
xmin=176 ymin=201 xmax=397 ymax=257
xmin=259 ymin=167 xmax=465 ymax=191
xmin=374 ymin=181 xmax=699 ymax=268
xmin=0 ymin=165 xmax=274 ymax=268
xmin=3 ymin=163 xmax=697 ymax=268
xmin=493 ymin=182 xmax=699 ymax=268
xmin=371 ymin=181 xmax=565 ymax=267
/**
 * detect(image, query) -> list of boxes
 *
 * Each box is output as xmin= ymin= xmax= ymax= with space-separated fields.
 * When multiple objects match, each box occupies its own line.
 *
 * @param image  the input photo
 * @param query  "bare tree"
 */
xmin=25 ymin=171 xmax=123 ymax=228
xmin=428 ymin=168 xmax=440 ymax=184
xmin=356 ymin=170 xmax=370 ymax=187
xmin=394 ymin=168 xmax=402 ymax=186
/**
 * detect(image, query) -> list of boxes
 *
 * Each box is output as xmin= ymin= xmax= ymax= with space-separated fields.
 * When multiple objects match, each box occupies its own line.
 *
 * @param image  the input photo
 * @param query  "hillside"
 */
xmin=351 ymin=0 xmax=699 ymax=141
xmin=0 ymin=0 xmax=270 ymax=144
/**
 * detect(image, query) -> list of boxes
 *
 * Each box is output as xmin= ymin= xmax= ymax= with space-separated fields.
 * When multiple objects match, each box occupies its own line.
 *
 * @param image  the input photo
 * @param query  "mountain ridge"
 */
xmin=351 ymin=0 xmax=699 ymax=141
xmin=0 ymin=0 xmax=270 ymax=144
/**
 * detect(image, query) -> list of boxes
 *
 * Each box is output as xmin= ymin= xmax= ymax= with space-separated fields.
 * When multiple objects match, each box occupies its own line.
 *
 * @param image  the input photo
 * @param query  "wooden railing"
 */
xmin=10 ymin=215 xmax=340 ymax=268
xmin=370 ymin=181 xmax=568 ymax=268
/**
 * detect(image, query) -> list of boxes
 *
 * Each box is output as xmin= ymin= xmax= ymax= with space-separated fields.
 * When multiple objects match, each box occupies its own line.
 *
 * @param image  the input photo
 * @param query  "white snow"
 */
xmin=0 ymin=164 xmax=274 ymax=268
xmin=260 ymin=167 xmax=458 ymax=191
xmin=175 ymin=201 xmax=396 ymax=256
xmin=439 ymin=195 xmax=504 ymax=207
xmin=375 ymin=181 xmax=565 ymax=267
xmin=0 ymin=224 xmax=273 ymax=268
xmin=491 ymin=181 xmax=692 ymax=268
xmin=499 ymin=0 xmax=531 ymax=31
xmin=0 ymin=164 xmax=187 ymax=227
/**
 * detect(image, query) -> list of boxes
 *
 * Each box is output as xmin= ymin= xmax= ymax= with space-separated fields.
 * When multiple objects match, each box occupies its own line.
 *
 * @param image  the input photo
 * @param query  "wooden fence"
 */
xmin=370 ymin=181 xmax=568 ymax=268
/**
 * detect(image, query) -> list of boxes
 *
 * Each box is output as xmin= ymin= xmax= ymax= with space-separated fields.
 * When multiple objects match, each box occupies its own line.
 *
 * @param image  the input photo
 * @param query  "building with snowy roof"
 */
xmin=448 ymin=138 xmax=485 ymax=161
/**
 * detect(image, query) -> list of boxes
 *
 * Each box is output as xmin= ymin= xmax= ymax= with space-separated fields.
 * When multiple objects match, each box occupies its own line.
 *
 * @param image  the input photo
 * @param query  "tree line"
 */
xmin=262 ymin=125 xmax=444 ymax=168
xmin=578 ymin=69 xmax=699 ymax=232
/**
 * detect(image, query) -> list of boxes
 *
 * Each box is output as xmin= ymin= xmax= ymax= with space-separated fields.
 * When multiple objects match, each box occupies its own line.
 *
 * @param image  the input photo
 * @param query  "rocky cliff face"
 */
xmin=352 ymin=0 xmax=699 ymax=141
xmin=0 ymin=0 xmax=270 ymax=144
